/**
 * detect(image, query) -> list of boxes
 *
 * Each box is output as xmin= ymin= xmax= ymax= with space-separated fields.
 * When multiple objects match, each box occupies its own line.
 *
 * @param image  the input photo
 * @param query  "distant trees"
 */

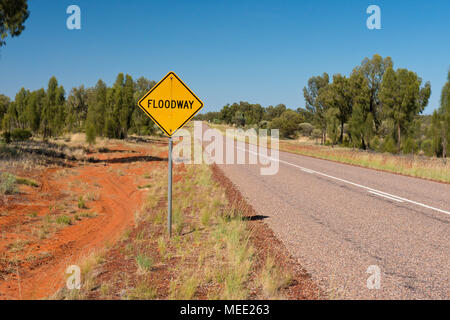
xmin=1 ymin=55 xmax=447 ymax=160
xmin=0 ymin=0 xmax=29 ymax=47
xmin=300 ymin=55 xmax=433 ymax=154
xmin=195 ymin=101 xmax=305 ymax=138
xmin=0 ymin=73 xmax=159 ymax=144
xmin=269 ymin=110 xmax=304 ymax=138
xmin=196 ymin=54 xmax=446 ymax=159
xmin=265 ymin=104 xmax=287 ymax=121
xmin=2 ymin=85 xmax=50 ymax=139
xmin=200 ymin=101 xmax=265 ymax=127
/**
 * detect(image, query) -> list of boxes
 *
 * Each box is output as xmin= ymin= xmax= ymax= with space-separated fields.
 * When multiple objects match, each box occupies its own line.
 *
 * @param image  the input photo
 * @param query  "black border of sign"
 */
xmin=137 ymin=71 xmax=204 ymax=137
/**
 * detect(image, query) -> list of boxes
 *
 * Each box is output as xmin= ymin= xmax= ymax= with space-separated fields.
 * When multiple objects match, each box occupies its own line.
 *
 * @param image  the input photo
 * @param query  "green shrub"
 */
xmin=421 ymin=139 xmax=434 ymax=157
xmin=258 ymin=120 xmax=269 ymax=129
xmin=85 ymin=122 xmax=96 ymax=145
xmin=341 ymin=135 xmax=351 ymax=147
xmin=0 ymin=172 xmax=17 ymax=194
xmin=56 ymin=215 xmax=72 ymax=225
xmin=381 ymin=137 xmax=397 ymax=154
xmin=370 ymin=136 xmax=381 ymax=151
xmin=11 ymin=128 xmax=32 ymax=141
xmin=298 ymin=123 xmax=314 ymax=136
xmin=269 ymin=110 xmax=303 ymax=138
xmin=1 ymin=132 xmax=11 ymax=143
xmin=311 ymin=129 xmax=322 ymax=142
xmin=16 ymin=177 xmax=39 ymax=187
xmin=402 ymin=137 xmax=418 ymax=155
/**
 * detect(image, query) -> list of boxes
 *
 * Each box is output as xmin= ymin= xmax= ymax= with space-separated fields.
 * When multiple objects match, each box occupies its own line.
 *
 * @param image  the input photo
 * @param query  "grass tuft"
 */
xmin=259 ymin=256 xmax=292 ymax=298
xmin=127 ymin=281 xmax=157 ymax=300
xmin=136 ymin=254 xmax=153 ymax=274
xmin=0 ymin=172 xmax=17 ymax=194
xmin=15 ymin=177 xmax=39 ymax=187
xmin=56 ymin=215 xmax=72 ymax=225
xmin=78 ymin=196 xmax=86 ymax=209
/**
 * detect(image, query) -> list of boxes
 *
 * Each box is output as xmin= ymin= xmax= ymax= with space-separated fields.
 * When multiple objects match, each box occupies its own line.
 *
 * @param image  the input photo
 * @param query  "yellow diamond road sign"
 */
xmin=137 ymin=71 xmax=204 ymax=136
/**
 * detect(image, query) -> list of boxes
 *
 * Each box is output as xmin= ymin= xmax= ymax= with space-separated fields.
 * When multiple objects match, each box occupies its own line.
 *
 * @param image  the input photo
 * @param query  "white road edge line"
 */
xmin=235 ymin=146 xmax=450 ymax=216
xmin=368 ymin=191 xmax=404 ymax=203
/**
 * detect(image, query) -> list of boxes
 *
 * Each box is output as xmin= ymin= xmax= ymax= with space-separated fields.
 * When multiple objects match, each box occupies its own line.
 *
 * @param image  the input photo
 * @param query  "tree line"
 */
xmin=196 ymin=55 xmax=449 ymax=158
xmin=1 ymin=55 xmax=448 ymax=158
xmin=0 ymin=74 xmax=160 ymax=144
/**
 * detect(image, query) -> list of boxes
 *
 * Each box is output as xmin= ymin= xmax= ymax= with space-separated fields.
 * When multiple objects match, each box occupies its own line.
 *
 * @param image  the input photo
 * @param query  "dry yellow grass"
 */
xmin=280 ymin=141 xmax=450 ymax=183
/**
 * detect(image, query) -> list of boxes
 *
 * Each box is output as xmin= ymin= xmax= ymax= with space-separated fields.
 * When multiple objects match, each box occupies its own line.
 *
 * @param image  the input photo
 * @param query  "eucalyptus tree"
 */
xmin=0 ymin=94 xmax=9 ymax=123
xmin=430 ymin=71 xmax=450 ymax=159
xmin=303 ymin=73 xmax=330 ymax=144
xmin=380 ymin=67 xmax=431 ymax=153
xmin=320 ymin=74 xmax=354 ymax=143
xmin=41 ymin=76 xmax=65 ymax=139
xmin=347 ymin=70 xmax=373 ymax=149
xmin=355 ymin=54 xmax=393 ymax=132
xmin=66 ymin=85 xmax=88 ymax=132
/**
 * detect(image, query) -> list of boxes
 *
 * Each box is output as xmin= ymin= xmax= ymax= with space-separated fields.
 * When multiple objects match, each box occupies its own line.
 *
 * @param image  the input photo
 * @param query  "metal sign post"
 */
xmin=136 ymin=71 xmax=203 ymax=238
xmin=168 ymin=136 xmax=173 ymax=237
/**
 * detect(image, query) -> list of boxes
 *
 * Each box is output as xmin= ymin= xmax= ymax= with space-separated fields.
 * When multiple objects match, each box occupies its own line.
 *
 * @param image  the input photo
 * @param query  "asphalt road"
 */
xmin=201 ymin=123 xmax=450 ymax=299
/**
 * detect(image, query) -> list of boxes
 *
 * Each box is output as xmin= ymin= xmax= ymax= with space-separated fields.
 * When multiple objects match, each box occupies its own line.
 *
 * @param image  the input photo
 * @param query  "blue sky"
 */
xmin=0 ymin=0 xmax=449 ymax=114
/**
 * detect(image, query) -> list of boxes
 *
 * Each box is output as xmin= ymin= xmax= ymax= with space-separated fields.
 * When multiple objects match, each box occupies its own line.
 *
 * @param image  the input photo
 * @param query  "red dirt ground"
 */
xmin=0 ymin=139 xmax=167 ymax=299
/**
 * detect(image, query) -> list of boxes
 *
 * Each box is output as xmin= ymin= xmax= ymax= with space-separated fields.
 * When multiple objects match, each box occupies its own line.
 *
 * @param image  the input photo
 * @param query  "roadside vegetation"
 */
xmin=280 ymin=140 xmax=450 ymax=182
xmin=209 ymin=123 xmax=450 ymax=183
xmin=55 ymin=163 xmax=304 ymax=300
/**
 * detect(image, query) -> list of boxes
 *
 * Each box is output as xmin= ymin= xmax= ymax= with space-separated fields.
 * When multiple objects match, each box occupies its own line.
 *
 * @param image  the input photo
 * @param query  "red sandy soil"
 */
xmin=0 ymin=139 xmax=167 ymax=299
